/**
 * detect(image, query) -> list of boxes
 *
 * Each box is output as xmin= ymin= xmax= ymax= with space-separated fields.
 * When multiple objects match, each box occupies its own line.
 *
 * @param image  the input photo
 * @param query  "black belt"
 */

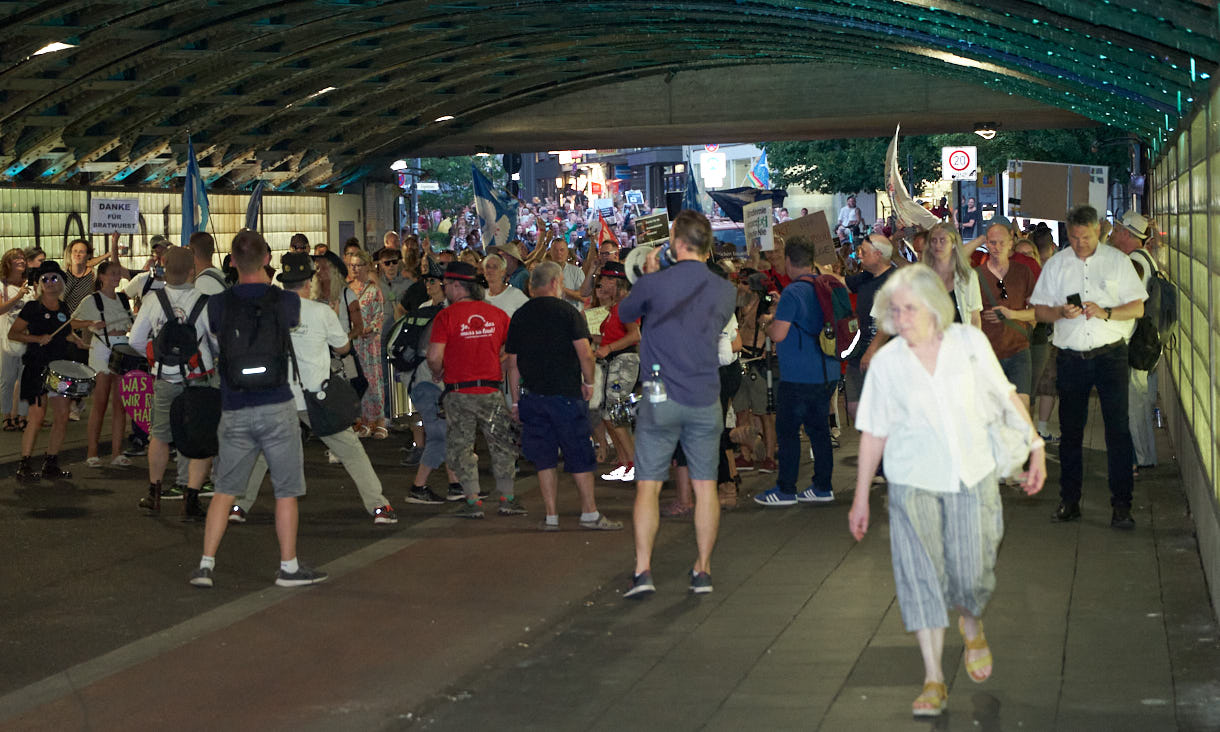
xmin=444 ymin=380 xmax=502 ymax=393
xmin=1064 ymin=341 xmax=1124 ymax=360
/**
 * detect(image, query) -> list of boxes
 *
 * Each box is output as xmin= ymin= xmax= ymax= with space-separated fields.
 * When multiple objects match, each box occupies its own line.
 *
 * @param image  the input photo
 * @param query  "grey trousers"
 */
xmin=1129 ymin=367 xmax=1157 ymax=467
xmin=237 ymin=410 xmax=389 ymax=515
xmin=887 ymin=474 xmax=1004 ymax=632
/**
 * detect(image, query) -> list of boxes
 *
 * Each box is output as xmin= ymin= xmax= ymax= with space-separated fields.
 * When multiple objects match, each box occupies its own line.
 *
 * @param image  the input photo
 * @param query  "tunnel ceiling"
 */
xmin=0 ymin=1 xmax=1216 ymax=191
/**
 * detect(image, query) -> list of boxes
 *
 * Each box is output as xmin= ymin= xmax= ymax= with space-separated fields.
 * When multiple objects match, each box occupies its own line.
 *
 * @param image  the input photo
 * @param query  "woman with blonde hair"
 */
xmin=849 ymin=264 xmax=1045 ymax=718
xmin=347 ymin=248 xmax=387 ymax=438
xmin=921 ymin=222 xmax=982 ymax=327
xmin=0 ymin=248 xmax=31 ymax=431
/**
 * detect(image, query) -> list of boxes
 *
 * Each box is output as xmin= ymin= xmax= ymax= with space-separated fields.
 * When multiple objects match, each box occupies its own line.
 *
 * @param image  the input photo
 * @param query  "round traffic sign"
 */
xmin=948 ymin=149 xmax=972 ymax=171
xmin=704 ymin=143 xmax=719 ymax=152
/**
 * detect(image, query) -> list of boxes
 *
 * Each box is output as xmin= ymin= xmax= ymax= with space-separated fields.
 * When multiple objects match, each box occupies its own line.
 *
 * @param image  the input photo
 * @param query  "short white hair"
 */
xmin=866 ymin=234 xmax=894 ymax=260
xmin=483 ymin=253 xmax=506 ymax=271
xmin=873 ymin=264 xmax=955 ymax=336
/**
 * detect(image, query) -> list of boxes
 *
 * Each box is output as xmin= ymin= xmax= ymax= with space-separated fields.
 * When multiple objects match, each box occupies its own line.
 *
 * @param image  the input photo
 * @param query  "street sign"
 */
xmin=701 ymin=151 xmax=727 ymax=187
xmin=942 ymin=146 xmax=977 ymax=181
xmin=704 ymin=143 xmax=719 ymax=152
xmin=416 ymin=181 xmax=440 ymax=191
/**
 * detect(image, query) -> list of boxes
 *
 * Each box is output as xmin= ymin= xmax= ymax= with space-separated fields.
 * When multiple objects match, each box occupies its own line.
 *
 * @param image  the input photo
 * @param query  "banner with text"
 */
xmin=742 ymin=200 xmax=775 ymax=252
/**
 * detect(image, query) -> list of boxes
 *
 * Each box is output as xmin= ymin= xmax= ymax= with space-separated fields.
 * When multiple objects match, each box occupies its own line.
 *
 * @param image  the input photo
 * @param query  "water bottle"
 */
xmin=1154 ymin=407 xmax=1163 ymax=428
xmin=646 ymin=363 xmax=667 ymax=404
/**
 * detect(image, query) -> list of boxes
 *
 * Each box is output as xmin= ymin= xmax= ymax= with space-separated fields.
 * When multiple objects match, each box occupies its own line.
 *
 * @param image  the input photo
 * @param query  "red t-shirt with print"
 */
xmin=430 ymin=299 xmax=509 ymax=393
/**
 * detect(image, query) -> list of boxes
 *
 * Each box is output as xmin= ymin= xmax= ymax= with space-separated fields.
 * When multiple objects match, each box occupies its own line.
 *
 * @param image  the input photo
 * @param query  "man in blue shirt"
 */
xmin=754 ymin=237 xmax=839 ymax=507
xmin=618 ymin=210 xmax=735 ymax=598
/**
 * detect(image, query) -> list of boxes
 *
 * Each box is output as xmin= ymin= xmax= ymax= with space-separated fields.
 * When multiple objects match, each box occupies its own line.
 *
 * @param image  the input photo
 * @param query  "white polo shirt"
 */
xmin=1029 ymin=243 xmax=1146 ymax=352
xmin=856 ymin=325 xmax=1008 ymax=493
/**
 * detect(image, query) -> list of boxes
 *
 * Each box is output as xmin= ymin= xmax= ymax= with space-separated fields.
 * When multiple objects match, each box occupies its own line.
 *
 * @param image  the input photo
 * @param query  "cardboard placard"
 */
xmin=119 ymin=370 xmax=153 ymax=432
xmin=89 ymin=198 xmax=139 ymax=234
xmin=742 ymin=200 xmax=774 ymax=252
xmin=634 ymin=212 xmax=670 ymax=246
xmin=774 ymin=211 xmax=836 ymax=266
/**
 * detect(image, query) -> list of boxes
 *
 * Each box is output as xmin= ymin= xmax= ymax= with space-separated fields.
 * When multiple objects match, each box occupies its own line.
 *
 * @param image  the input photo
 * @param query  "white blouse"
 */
xmin=855 ymin=324 xmax=1012 ymax=493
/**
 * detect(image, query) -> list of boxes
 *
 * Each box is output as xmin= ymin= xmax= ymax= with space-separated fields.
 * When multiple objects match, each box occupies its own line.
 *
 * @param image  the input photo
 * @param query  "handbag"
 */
xmin=969 ymin=349 xmax=1033 ymax=479
xmin=303 ymin=373 xmax=362 ymax=437
xmin=333 ymin=348 xmax=369 ymax=399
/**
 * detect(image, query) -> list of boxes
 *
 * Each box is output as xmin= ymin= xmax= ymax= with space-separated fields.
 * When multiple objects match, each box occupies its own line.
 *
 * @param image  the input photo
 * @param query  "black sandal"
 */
xmin=15 ymin=417 xmax=27 ymax=431
xmin=2 ymin=417 xmax=15 ymax=432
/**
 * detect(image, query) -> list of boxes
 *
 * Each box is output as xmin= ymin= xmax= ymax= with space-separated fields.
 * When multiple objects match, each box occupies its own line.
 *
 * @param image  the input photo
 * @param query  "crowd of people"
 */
xmin=1 ymin=191 xmax=1162 ymax=719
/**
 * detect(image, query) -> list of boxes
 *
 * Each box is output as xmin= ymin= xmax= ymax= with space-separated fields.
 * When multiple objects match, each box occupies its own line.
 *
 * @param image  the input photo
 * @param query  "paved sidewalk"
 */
xmin=1 ymin=399 xmax=1218 ymax=731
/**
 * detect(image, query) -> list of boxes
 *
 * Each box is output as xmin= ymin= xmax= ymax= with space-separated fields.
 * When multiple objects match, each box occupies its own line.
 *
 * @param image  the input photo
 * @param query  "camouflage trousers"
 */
xmin=444 ymin=391 xmax=518 ymax=499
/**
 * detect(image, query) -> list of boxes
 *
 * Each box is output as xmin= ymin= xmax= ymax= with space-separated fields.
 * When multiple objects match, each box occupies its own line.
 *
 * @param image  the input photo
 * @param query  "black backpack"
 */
xmin=219 ymin=287 xmax=293 ymax=391
xmin=1128 ymin=316 xmax=1161 ymax=371
xmin=151 ymin=289 xmax=208 ymax=380
xmin=387 ymin=304 xmax=442 ymax=372
xmin=1132 ymin=250 xmax=1178 ymax=332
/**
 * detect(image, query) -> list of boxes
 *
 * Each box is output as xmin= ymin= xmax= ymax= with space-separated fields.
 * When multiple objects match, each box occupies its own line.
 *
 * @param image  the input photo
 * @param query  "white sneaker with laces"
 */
xmin=601 ymin=464 xmax=627 ymax=481
xmin=620 ymin=465 xmax=635 ymax=481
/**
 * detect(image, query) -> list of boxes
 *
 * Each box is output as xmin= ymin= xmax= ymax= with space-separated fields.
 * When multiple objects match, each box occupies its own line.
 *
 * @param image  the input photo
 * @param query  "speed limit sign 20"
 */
xmin=941 ymin=146 xmax=977 ymax=181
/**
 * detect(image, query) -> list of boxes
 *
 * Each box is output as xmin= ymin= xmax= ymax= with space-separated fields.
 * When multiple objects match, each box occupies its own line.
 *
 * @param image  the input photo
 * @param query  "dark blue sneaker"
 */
xmin=753 ymin=486 xmax=798 ymax=507
xmin=796 ymin=487 xmax=834 ymax=504
xmin=689 ymin=571 xmax=713 ymax=594
xmin=275 ymin=564 xmax=328 ymax=587
xmin=624 ymin=570 xmax=655 ymax=599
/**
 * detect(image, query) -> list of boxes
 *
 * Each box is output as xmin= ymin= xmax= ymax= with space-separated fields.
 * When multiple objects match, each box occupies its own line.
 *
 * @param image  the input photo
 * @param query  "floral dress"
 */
xmin=351 ymin=281 xmax=385 ymax=423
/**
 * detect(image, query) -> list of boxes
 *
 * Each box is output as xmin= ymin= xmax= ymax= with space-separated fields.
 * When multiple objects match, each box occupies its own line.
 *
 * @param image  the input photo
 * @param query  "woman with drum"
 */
xmin=1 ymin=248 xmax=31 ymax=432
xmin=8 ymin=261 xmax=89 ymax=481
xmin=71 ymin=261 xmax=135 ymax=468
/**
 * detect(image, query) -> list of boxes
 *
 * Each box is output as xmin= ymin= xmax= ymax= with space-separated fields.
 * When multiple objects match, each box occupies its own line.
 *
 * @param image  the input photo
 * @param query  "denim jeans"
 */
xmin=1056 ymin=343 xmax=1134 ymax=508
xmin=775 ymin=380 xmax=835 ymax=493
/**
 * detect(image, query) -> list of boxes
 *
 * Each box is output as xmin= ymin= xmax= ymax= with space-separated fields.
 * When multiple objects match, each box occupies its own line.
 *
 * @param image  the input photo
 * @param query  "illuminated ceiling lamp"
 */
xmin=973 ymin=122 xmax=998 ymax=140
xmin=33 ymin=41 xmax=76 ymax=56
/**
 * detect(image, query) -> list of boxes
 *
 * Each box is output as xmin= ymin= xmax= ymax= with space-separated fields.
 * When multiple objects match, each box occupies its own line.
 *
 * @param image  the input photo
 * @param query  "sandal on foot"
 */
xmin=912 ymin=681 xmax=947 ymax=717
xmin=660 ymin=500 xmax=693 ymax=518
xmin=85 ymin=456 xmax=103 ymax=468
xmin=2 ymin=417 xmax=16 ymax=432
xmin=15 ymin=417 xmax=27 ymax=431
xmin=371 ymin=425 xmax=389 ymax=440
xmin=959 ymin=616 xmax=993 ymax=683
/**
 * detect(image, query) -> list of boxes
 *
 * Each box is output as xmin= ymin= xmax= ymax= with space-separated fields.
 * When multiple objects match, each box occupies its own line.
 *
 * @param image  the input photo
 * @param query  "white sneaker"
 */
xmin=601 ymin=464 xmax=627 ymax=481
xmin=621 ymin=465 xmax=635 ymax=481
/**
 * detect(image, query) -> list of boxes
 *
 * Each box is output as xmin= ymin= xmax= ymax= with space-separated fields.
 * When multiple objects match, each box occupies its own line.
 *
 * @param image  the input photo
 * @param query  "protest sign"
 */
xmin=89 ymin=198 xmax=140 ymax=234
xmin=775 ymin=211 xmax=836 ymax=267
xmin=634 ymin=212 xmax=670 ymax=246
xmin=742 ymin=200 xmax=774 ymax=251
xmin=119 ymin=371 xmax=153 ymax=432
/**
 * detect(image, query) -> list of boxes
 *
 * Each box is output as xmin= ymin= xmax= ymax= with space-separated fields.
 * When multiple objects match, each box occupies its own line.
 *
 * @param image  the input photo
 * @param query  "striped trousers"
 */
xmin=887 ymin=474 xmax=1004 ymax=632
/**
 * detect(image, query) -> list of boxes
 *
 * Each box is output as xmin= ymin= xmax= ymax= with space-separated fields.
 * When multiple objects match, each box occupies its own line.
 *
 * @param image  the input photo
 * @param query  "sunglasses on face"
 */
xmin=381 ymin=258 xmax=401 ymax=265
xmin=40 ymin=274 xmax=61 ymax=284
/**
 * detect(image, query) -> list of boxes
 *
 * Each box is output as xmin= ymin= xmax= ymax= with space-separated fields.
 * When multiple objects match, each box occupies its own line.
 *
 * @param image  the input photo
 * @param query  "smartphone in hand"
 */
xmin=1067 ymin=293 xmax=1083 ymax=309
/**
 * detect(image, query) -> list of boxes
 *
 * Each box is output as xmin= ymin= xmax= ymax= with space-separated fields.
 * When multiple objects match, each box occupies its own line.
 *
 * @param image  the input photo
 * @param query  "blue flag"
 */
xmin=683 ymin=169 xmax=703 ymax=214
xmin=181 ymin=137 xmax=210 ymax=245
xmin=471 ymin=164 xmax=518 ymax=251
xmin=244 ymin=180 xmax=265 ymax=231
xmin=747 ymin=149 xmax=770 ymax=189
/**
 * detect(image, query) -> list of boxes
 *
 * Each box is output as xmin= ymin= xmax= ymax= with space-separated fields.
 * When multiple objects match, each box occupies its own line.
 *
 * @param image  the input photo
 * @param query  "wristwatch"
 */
xmin=1105 ymin=307 xmax=1113 ymax=320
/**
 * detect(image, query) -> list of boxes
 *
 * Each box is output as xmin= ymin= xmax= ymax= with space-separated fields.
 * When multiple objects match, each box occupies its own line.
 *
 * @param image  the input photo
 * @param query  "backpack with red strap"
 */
xmin=798 ymin=275 xmax=858 ymax=359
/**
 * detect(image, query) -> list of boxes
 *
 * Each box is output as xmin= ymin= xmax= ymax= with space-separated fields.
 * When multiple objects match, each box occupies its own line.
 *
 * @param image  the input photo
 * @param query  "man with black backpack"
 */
xmin=1110 ymin=211 xmax=1163 ymax=471
xmin=753 ymin=237 xmax=840 ymax=508
xmin=189 ymin=230 xmax=326 ymax=589
xmin=127 ymin=246 xmax=214 ymax=521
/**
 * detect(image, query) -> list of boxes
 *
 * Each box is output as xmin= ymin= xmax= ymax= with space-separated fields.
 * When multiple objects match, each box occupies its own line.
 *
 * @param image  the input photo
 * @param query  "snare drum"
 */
xmin=606 ymin=392 xmax=641 ymax=427
xmin=108 ymin=344 xmax=147 ymax=375
xmin=42 ymin=360 xmax=97 ymax=399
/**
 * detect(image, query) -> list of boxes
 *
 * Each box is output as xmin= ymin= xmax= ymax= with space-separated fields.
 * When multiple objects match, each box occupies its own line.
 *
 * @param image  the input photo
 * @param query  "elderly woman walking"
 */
xmin=848 ymin=264 xmax=1046 ymax=718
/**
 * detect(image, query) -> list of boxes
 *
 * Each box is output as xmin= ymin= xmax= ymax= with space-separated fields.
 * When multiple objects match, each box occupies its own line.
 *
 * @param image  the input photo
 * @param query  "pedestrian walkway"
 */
xmin=0 ymin=398 xmax=1217 ymax=731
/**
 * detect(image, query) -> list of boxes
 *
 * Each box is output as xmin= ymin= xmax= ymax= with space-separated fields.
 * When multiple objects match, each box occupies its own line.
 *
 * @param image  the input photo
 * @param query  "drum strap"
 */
xmin=93 ymin=291 xmax=132 ymax=349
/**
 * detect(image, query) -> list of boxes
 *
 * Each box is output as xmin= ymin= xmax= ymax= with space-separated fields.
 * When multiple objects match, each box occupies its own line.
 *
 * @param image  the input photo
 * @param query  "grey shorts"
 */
xmin=844 ymin=361 xmax=865 ymax=403
xmin=600 ymin=353 xmax=640 ymax=420
xmin=214 ymin=399 xmax=305 ymax=500
xmin=150 ymin=379 xmax=185 ymax=443
xmin=634 ymin=398 xmax=722 ymax=482
xmin=732 ymin=362 xmax=773 ymax=414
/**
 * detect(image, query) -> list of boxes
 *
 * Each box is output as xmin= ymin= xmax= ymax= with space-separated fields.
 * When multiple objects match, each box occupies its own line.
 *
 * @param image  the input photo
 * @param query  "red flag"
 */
xmin=598 ymin=212 xmax=619 ymax=247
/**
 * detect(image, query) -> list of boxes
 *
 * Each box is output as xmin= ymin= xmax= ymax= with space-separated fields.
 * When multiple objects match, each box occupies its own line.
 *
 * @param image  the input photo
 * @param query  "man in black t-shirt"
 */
xmin=842 ymin=234 xmax=896 ymax=422
xmin=506 ymin=261 xmax=622 ymax=532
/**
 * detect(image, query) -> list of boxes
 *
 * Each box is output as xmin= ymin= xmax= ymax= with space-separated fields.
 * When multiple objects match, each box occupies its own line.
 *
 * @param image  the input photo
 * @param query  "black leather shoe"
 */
xmin=1111 ymin=506 xmax=1135 ymax=530
xmin=1051 ymin=502 xmax=1081 ymax=522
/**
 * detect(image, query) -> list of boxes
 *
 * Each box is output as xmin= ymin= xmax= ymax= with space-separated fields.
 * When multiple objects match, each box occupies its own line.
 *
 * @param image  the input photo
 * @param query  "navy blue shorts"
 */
xmin=519 ymin=393 xmax=596 ymax=473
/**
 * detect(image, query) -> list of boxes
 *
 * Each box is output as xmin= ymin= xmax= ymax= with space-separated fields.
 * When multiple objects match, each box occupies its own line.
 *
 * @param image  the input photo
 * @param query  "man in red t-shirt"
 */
xmin=426 ymin=262 xmax=521 ymax=519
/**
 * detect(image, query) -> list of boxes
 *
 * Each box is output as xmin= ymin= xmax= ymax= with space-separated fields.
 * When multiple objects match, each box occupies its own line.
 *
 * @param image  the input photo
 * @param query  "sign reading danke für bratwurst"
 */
xmin=89 ymin=198 xmax=140 ymax=234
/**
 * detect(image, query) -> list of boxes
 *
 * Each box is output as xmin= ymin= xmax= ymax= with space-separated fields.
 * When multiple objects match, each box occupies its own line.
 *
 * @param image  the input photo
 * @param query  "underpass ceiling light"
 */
xmin=33 ymin=41 xmax=76 ymax=56
xmin=390 ymin=159 xmax=409 ymax=171
xmin=973 ymin=123 xmax=998 ymax=140
xmin=434 ymin=115 xmax=455 ymax=122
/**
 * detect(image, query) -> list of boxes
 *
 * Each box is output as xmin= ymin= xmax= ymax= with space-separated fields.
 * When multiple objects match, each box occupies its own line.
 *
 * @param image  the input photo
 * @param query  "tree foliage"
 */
xmin=416 ymin=155 xmax=506 ymax=213
xmin=763 ymin=127 xmax=1134 ymax=195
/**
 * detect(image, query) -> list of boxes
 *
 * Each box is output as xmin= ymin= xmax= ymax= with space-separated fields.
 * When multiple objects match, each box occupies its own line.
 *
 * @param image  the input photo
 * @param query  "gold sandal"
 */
xmin=912 ymin=681 xmax=947 ymax=717
xmin=959 ymin=616 xmax=993 ymax=683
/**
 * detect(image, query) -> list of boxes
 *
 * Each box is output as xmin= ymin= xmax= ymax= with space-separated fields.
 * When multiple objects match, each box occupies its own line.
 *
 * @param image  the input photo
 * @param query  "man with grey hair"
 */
xmin=843 ymin=233 xmax=897 ymax=422
xmin=506 ymin=262 xmax=622 ymax=531
xmin=483 ymin=253 xmax=529 ymax=318
xmin=1030 ymin=205 xmax=1147 ymax=529
xmin=1108 ymin=210 xmax=1159 ymax=471
xmin=426 ymin=261 xmax=521 ymax=519
xmin=547 ymin=236 xmax=586 ymax=309
xmin=383 ymin=230 xmax=400 ymax=251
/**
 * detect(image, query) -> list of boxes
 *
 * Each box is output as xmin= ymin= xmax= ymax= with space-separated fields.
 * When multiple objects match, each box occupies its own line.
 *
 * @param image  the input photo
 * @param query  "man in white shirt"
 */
xmin=836 ymin=196 xmax=863 ymax=241
xmin=1030 ymin=205 xmax=1147 ymax=529
xmin=547 ymin=236 xmax=586 ymax=309
xmin=189 ymin=232 xmax=227 ymax=295
xmin=1108 ymin=211 xmax=1159 ymax=471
